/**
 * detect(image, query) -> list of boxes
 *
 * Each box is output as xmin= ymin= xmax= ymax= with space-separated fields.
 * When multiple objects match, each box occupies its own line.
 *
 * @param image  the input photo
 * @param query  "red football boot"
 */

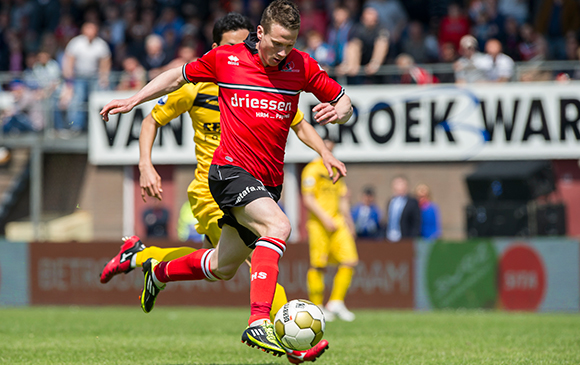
xmin=100 ymin=236 xmax=145 ymax=283
xmin=286 ymin=340 xmax=329 ymax=364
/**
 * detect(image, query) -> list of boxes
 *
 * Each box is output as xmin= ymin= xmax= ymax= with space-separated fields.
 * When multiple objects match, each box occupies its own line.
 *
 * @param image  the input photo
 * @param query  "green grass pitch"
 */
xmin=1 ymin=306 xmax=579 ymax=364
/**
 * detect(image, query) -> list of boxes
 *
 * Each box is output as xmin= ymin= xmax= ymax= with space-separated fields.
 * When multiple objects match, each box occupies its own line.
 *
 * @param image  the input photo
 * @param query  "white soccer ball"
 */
xmin=274 ymin=299 xmax=325 ymax=351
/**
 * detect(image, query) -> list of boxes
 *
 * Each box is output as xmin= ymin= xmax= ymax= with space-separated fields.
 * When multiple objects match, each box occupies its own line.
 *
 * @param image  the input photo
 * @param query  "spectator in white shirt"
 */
xmin=485 ymin=38 xmax=515 ymax=82
xmin=454 ymin=35 xmax=492 ymax=84
xmin=62 ymin=21 xmax=111 ymax=132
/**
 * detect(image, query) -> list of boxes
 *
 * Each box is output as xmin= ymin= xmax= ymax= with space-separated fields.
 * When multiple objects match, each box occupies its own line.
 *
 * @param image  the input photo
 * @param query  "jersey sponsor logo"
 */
xmin=203 ymin=122 xmax=220 ymax=133
xmin=218 ymin=82 xmax=301 ymax=95
xmin=281 ymin=61 xmax=300 ymax=73
xmin=230 ymin=93 xmax=293 ymax=112
xmin=228 ymin=55 xmax=240 ymax=66
xmin=157 ymin=95 xmax=168 ymax=105
xmin=251 ymin=271 xmax=268 ymax=281
xmin=303 ymin=176 xmax=315 ymax=187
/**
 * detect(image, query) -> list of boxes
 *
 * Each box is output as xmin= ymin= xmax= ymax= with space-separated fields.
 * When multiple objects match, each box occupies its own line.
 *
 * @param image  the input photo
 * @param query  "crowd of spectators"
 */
xmin=1 ymin=0 xmax=580 ymax=135
xmin=350 ymin=178 xmax=441 ymax=242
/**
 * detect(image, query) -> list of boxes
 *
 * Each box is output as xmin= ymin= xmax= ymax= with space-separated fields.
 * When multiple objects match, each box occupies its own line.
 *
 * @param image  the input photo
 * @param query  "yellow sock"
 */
xmin=134 ymin=246 xmax=197 ymax=267
xmin=270 ymin=283 xmax=288 ymax=321
xmin=329 ymin=265 xmax=354 ymax=302
xmin=307 ymin=268 xmax=325 ymax=306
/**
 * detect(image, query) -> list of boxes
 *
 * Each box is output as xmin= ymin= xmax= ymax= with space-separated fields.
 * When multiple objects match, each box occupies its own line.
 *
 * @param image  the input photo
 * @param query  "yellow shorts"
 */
xmin=187 ymin=178 xmax=222 ymax=247
xmin=306 ymin=218 xmax=358 ymax=268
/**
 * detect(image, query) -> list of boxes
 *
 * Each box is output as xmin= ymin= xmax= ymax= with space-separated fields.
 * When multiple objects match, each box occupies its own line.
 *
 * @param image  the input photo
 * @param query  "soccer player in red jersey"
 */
xmin=100 ymin=0 xmax=353 ymax=358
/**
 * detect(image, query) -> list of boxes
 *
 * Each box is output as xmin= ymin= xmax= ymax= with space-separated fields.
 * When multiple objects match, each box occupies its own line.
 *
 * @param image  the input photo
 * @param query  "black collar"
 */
xmin=244 ymin=32 xmax=259 ymax=55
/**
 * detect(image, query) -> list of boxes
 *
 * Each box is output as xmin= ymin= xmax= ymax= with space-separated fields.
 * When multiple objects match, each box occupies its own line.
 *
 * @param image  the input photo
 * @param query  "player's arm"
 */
xmin=312 ymin=94 xmax=353 ymax=126
xmin=100 ymin=67 xmax=186 ymax=121
xmin=339 ymin=190 xmax=356 ymax=237
xmin=291 ymin=119 xmax=346 ymax=183
xmin=305 ymin=53 xmax=354 ymax=126
xmin=139 ymin=113 xmax=163 ymax=202
xmin=303 ymin=192 xmax=338 ymax=233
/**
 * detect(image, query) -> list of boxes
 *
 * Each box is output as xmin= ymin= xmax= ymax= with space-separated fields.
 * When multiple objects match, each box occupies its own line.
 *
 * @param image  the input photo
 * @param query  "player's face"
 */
xmin=256 ymin=23 xmax=299 ymax=67
xmin=216 ymin=29 xmax=251 ymax=48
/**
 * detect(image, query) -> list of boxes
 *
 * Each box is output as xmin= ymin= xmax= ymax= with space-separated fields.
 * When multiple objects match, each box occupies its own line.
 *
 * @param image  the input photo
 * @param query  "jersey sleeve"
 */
xmin=301 ymin=162 xmax=317 ymax=195
xmin=151 ymin=84 xmax=198 ymax=126
xmin=303 ymin=55 xmax=344 ymax=104
xmin=290 ymin=108 xmax=305 ymax=127
xmin=182 ymin=48 xmax=218 ymax=84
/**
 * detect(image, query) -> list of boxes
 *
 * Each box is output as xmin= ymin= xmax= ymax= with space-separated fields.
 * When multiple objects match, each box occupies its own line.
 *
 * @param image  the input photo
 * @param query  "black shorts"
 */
xmin=208 ymin=164 xmax=282 ymax=248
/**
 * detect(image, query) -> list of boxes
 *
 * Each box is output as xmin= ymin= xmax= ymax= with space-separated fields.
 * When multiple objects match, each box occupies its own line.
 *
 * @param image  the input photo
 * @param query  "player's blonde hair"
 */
xmin=260 ymin=0 xmax=300 ymax=34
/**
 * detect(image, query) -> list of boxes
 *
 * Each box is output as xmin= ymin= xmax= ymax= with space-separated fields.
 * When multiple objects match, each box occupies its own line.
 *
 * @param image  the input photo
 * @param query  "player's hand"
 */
xmin=139 ymin=164 xmax=163 ymax=202
xmin=100 ymin=98 xmax=135 ymax=122
xmin=323 ymin=217 xmax=338 ymax=233
xmin=322 ymin=152 xmax=347 ymax=184
xmin=312 ymin=103 xmax=339 ymax=126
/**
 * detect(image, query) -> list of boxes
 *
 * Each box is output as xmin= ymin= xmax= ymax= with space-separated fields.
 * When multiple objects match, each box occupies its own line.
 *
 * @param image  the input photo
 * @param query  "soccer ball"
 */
xmin=274 ymin=299 xmax=325 ymax=351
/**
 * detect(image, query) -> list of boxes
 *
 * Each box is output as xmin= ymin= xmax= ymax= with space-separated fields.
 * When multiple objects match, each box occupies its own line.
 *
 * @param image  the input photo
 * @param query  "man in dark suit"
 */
xmin=386 ymin=175 xmax=421 ymax=241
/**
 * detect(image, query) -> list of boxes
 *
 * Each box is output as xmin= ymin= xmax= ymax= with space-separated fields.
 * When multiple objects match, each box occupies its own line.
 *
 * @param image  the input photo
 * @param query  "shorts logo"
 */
xmin=235 ymin=185 xmax=267 ymax=204
xmin=228 ymin=55 xmax=240 ymax=66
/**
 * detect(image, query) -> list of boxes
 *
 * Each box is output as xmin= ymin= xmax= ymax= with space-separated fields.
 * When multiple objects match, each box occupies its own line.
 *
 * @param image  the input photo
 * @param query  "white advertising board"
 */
xmin=88 ymin=92 xmax=196 ymax=165
xmin=89 ymin=82 xmax=580 ymax=165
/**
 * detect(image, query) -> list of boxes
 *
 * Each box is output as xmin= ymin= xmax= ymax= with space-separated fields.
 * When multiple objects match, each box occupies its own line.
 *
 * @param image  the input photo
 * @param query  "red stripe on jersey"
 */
xmin=183 ymin=40 xmax=344 ymax=187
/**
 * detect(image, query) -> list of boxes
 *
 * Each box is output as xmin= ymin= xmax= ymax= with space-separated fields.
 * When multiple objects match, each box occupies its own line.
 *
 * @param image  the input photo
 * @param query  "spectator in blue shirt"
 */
xmin=305 ymin=29 xmax=335 ymax=70
xmin=415 ymin=183 xmax=441 ymax=241
xmin=351 ymin=186 xmax=382 ymax=239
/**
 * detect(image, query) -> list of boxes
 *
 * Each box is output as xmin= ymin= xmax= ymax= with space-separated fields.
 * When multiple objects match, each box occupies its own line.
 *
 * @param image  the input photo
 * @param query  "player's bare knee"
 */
xmin=266 ymin=215 xmax=291 ymax=240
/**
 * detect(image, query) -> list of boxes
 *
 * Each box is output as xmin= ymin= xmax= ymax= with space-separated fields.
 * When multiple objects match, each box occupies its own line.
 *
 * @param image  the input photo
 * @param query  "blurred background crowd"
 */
xmin=1 ymin=0 xmax=580 ymax=136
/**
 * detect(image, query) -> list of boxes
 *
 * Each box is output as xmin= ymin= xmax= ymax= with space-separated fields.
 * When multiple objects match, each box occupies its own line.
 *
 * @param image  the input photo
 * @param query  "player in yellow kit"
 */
xmin=100 ymin=13 xmax=330 ymax=364
xmin=302 ymin=138 xmax=358 ymax=322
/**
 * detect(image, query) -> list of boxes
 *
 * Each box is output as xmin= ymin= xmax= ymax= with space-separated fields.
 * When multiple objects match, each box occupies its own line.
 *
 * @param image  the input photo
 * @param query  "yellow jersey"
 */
xmin=151 ymin=82 xmax=305 ymax=182
xmin=301 ymin=158 xmax=347 ymax=221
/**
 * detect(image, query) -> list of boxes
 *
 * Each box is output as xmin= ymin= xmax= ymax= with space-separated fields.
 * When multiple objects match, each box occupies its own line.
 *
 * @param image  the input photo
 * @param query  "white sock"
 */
xmin=151 ymin=265 xmax=166 ymax=289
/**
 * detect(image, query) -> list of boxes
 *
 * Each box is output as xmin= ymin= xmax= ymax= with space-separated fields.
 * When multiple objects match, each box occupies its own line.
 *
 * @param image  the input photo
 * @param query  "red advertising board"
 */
xmin=498 ymin=244 xmax=546 ymax=311
xmin=29 ymin=240 xmax=414 ymax=308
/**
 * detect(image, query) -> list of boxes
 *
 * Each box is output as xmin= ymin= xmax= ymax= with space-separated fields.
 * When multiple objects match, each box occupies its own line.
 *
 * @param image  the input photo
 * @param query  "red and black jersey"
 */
xmin=183 ymin=33 xmax=344 ymax=187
